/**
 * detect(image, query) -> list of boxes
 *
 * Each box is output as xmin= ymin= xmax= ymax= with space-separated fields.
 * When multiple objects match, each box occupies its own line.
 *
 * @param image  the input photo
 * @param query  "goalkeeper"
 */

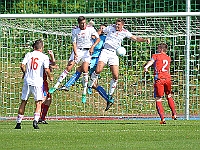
xmin=59 ymin=24 xmax=112 ymax=104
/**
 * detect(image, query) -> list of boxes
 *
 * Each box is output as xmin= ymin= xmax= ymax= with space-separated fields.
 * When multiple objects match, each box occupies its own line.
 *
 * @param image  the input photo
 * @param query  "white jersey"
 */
xmin=22 ymin=50 xmax=49 ymax=87
xmin=103 ymin=25 xmax=132 ymax=50
xmin=72 ymin=25 xmax=99 ymax=49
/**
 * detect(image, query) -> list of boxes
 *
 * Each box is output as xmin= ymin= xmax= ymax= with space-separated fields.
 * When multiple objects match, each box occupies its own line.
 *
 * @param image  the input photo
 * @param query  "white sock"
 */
xmin=34 ymin=113 xmax=40 ymax=122
xmin=82 ymin=73 xmax=88 ymax=95
xmin=88 ymin=72 xmax=98 ymax=88
xmin=54 ymin=70 xmax=68 ymax=88
xmin=109 ymin=79 xmax=118 ymax=95
xmin=16 ymin=114 xmax=24 ymax=123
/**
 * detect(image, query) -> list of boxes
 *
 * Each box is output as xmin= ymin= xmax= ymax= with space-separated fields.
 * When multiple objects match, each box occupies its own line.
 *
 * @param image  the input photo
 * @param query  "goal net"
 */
xmin=0 ymin=13 xmax=199 ymax=119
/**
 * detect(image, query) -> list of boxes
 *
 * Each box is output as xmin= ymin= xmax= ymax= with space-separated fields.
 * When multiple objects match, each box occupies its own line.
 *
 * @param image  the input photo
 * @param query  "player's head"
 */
xmin=77 ymin=16 xmax=86 ymax=30
xmin=99 ymin=24 xmax=106 ymax=35
xmin=157 ymin=43 xmax=168 ymax=53
xmin=115 ymin=18 xmax=125 ymax=31
xmin=33 ymin=39 xmax=44 ymax=51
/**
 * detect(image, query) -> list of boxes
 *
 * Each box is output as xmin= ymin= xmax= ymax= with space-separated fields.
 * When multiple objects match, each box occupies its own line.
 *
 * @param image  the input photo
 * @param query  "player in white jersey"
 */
xmin=89 ymin=18 xmax=151 ymax=111
xmin=15 ymin=39 xmax=53 ymax=129
xmin=49 ymin=16 xmax=100 ymax=102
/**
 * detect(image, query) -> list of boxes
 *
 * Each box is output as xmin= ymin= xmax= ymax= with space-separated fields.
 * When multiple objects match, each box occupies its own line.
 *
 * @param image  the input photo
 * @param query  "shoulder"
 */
xmin=122 ymin=28 xmax=129 ymax=32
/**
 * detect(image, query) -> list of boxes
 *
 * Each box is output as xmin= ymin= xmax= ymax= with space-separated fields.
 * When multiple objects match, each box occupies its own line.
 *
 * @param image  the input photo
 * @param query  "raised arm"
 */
xmin=130 ymin=35 xmax=150 ymax=44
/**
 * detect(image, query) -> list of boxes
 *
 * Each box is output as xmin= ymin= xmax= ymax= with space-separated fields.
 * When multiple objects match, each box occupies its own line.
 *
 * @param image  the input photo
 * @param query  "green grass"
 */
xmin=0 ymin=120 xmax=200 ymax=150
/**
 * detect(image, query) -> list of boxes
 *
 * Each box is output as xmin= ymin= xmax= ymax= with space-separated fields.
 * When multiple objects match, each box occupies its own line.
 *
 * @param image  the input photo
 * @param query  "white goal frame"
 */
xmin=1 ymin=11 xmax=200 ymax=120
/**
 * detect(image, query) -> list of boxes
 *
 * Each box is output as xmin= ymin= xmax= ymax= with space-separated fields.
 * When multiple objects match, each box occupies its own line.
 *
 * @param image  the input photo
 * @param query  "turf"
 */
xmin=0 ymin=120 xmax=199 ymax=150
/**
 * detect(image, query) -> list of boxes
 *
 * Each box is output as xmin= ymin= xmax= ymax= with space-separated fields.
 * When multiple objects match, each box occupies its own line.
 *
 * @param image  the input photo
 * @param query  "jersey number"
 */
xmin=162 ymin=60 xmax=168 ymax=72
xmin=31 ymin=57 xmax=39 ymax=70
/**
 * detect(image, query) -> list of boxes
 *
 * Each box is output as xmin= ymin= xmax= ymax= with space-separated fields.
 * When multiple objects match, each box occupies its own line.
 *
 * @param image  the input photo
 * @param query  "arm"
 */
xmin=144 ymin=60 xmax=154 ymax=72
xmin=130 ymin=35 xmax=150 ymax=44
xmin=72 ymin=42 xmax=78 ymax=60
xmin=20 ymin=64 xmax=26 ymax=79
xmin=45 ymin=68 xmax=53 ymax=81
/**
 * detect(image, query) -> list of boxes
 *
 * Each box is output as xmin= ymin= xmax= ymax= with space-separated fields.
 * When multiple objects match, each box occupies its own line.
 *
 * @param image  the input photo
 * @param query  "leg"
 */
xmin=88 ymin=61 xmax=105 ymax=88
xmin=156 ymin=97 xmax=166 ymax=124
xmin=81 ymin=62 xmax=90 ymax=103
xmin=33 ymin=100 xmax=42 ymax=129
xmin=15 ymin=100 xmax=27 ymax=129
xmin=154 ymin=79 xmax=166 ymax=124
xmin=53 ymin=60 xmax=75 ymax=88
xmin=164 ymin=79 xmax=177 ymax=120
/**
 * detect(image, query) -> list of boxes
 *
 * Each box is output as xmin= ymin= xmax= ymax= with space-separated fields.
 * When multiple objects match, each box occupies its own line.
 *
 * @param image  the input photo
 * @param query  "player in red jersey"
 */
xmin=39 ymin=50 xmax=58 ymax=124
xmin=144 ymin=43 xmax=177 ymax=124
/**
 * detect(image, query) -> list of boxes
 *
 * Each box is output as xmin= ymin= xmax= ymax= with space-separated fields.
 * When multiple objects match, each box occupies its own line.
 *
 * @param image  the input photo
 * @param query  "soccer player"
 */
xmin=144 ymin=43 xmax=177 ymax=124
xmin=59 ymin=24 xmax=110 ymax=103
xmin=38 ymin=50 xmax=58 ymax=124
xmin=14 ymin=39 xmax=53 ymax=129
xmin=49 ymin=16 xmax=100 ymax=102
xmin=88 ymin=18 xmax=150 ymax=111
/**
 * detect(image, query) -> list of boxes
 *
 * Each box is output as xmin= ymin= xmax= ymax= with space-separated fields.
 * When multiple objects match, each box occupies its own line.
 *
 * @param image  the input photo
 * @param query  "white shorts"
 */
xmin=69 ymin=48 xmax=91 ymax=65
xmin=21 ymin=83 xmax=44 ymax=101
xmin=98 ymin=49 xmax=119 ymax=66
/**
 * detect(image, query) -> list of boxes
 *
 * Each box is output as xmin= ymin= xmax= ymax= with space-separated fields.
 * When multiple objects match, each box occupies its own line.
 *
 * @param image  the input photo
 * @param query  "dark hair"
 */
xmin=158 ymin=43 xmax=168 ymax=52
xmin=116 ymin=18 xmax=125 ymax=25
xmin=33 ymin=39 xmax=43 ymax=50
xmin=77 ymin=16 xmax=86 ymax=23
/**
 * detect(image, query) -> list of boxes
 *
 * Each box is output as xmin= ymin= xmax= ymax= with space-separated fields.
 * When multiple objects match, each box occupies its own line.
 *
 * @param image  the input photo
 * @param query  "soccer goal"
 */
xmin=0 ymin=12 xmax=199 ymax=120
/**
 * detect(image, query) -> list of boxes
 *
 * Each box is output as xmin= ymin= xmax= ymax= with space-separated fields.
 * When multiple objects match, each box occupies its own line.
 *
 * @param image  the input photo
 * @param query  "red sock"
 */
xmin=156 ymin=101 xmax=165 ymax=120
xmin=167 ymin=97 xmax=176 ymax=116
xmin=41 ymin=104 xmax=49 ymax=120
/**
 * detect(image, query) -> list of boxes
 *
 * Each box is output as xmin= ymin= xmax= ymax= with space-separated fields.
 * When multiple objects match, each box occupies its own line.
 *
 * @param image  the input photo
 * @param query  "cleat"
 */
xmin=105 ymin=101 xmax=114 ymax=111
xmin=41 ymin=120 xmax=48 ymax=124
xmin=57 ymin=86 xmax=69 ymax=91
xmin=33 ymin=120 xmax=39 ymax=129
xmin=160 ymin=120 xmax=166 ymax=124
xmin=48 ymin=87 xmax=57 ymax=94
xmin=172 ymin=116 xmax=177 ymax=120
xmin=82 ymin=94 xmax=87 ymax=103
xmin=38 ymin=119 xmax=48 ymax=124
xmin=38 ymin=118 xmax=42 ymax=124
xmin=14 ymin=123 xmax=21 ymax=129
xmin=105 ymin=95 xmax=114 ymax=111
xmin=87 ymin=87 xmax=92 ymax=94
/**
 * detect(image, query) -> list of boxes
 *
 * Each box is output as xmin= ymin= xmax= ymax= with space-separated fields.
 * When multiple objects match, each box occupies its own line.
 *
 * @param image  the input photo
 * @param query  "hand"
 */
xmin=89 ymin=47 xmax=94 ymax=55
xmin=146 ymin=38 xmax=150 ymax=44
xmin=48 ymin=50 xmax=54 ymax=55
xmin=144 ymin=67 xmax=148 ymax=72
xmin=49 ymin=76 xmax=53 ymax=81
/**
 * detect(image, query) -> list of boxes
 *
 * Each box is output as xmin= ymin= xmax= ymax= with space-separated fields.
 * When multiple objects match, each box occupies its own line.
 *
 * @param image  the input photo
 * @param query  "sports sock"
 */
xmin=16 ymin=114 xmax=24 ymax=123
xmin=96 ymin=86 xmax=108 ymax=102
xmin=54 ymin=70 xmax=68 ymax=88
xmin=41 ymin=104 xmax=49 ymax=120
xmin=88 ymin=72 xmax=99 ymax=88
xmin=65 ymin=71 xmax=81 ymax=88
xmin=167 ymin=97 xmax=176 ymax=116
xmin=109 ymin=79 xmax=118 ymax=95
xmin=156 ymin=101 xmax=165 ymax=121
xmin=34 ymin=113 xmax=40 ymax=122
xmin=82 ymin=73 xmax=88 ymax=95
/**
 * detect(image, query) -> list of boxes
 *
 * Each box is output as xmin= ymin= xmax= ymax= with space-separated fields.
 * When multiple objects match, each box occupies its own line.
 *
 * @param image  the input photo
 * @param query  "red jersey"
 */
xmin=152 ymin=53 xmax=171 ymax=80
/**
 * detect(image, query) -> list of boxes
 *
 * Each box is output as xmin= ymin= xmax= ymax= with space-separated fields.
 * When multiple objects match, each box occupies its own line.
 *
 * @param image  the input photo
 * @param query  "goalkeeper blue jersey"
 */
xmin=92 ymin=35 xmax=106 ymax=58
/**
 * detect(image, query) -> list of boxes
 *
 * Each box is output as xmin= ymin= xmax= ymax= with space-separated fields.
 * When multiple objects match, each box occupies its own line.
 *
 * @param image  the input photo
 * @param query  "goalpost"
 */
xmin=0 ymin=12 xmax=199 ymax=120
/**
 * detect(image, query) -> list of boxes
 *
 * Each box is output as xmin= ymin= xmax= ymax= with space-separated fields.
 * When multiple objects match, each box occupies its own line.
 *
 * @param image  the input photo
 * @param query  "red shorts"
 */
xmin=154 ymin=78 xmax=172 ymax=98
xmin=43 ymin=80 xmax=51 ymax=99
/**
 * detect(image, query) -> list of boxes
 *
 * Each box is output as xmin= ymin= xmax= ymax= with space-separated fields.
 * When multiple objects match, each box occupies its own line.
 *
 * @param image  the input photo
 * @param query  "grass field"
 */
xmin=0 ymin=120 xmax=200 ymax=150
